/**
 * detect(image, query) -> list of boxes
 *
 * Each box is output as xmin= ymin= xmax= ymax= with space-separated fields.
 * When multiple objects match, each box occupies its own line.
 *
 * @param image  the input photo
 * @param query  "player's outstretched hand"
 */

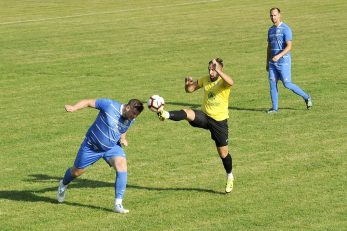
xmin=120 ymin=138 xmax=128 ymax=147
xmin=65 ymin=105 xmax=75 ymax=112
xmin=212 ymin=59 xmax=222 ymax=71
xmin=185 ymin=76 xmax=193 ymax=86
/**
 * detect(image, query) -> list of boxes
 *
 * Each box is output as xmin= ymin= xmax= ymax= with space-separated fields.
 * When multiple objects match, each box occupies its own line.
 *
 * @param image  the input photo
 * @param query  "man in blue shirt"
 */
xmin=57 ymin=98 xmax=144 ymax=213
xmin=266 ymin=7 xmax=312 ymax=113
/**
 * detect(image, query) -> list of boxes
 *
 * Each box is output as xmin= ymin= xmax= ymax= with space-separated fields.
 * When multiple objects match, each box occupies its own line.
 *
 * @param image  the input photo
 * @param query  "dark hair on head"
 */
xmin=209 ymin=57 xmax=224 ymax=67
xmin=127 ymin=99 xmax=144 ymax=113
xmin=270 ymin=7 xmax=280 ymax=13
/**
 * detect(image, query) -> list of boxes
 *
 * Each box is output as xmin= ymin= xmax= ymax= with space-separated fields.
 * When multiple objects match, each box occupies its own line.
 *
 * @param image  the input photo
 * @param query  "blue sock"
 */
xmin=269 ymin=80 xmax=279 ymax=110
xmin=115 ymin=172 xmax=128 ymax=200
xmin=283 ymin=82 xmax=309 ymax=100
xmin=62 ymin=168 xmax=74 ymax=185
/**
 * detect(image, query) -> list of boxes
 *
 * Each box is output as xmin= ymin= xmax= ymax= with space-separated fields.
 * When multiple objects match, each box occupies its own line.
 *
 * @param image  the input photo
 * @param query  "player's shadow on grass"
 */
xmin=0 ymin=190 xmax=113 ymax=212
xmin=0 ymin=174 xmax=114 ymax=212
xmin=25 ymin=174 xmax=224 ymax=195
xmin=0 ymin=174 xmax=224 ymax=211
xmin=127 ymin=185 xmax=225 ymax=195
xmin=166 ymin=101 xmax=273 ymax=112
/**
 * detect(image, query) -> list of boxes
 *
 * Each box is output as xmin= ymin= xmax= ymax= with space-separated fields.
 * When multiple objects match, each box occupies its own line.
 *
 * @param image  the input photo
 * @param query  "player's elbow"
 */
xmin=286 ymin=41 xmax=292 ymax=50
xmin=226 ymin=79 xmax=234 ymax=87
xmin=86 ymin=99 xmax=96 ymax=108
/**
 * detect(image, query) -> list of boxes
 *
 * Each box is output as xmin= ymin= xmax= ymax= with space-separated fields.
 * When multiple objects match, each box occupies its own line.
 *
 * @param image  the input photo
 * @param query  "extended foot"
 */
xmin=157 ymin=109 xmax=169 ymax=121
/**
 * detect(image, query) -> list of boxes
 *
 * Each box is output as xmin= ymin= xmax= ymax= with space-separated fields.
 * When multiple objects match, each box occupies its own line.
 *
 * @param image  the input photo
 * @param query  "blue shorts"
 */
xmin=73 ymin=138 xmax=126 ymax=169
xmin=268 ymin=56 xmax=291 ymax=83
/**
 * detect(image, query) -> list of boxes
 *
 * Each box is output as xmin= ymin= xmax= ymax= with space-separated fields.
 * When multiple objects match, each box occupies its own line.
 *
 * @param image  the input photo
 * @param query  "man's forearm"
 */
xmin=216 ymin=70 xmax=234 ymax=86
xmin=65 ymin=99 xmax=96 ymax=112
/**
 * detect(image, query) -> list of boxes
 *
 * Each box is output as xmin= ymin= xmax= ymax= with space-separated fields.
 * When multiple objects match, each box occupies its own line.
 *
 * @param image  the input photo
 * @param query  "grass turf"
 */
xmin=0 ymin=0 xmax=346 ymax=230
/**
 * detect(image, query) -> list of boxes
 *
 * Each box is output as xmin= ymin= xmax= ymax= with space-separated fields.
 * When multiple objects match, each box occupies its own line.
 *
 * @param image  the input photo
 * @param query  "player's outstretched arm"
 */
xmin=65 ymin=99 xmax=96 ymax=112
xmin=185 ymin=76 xmax=200 ymax=93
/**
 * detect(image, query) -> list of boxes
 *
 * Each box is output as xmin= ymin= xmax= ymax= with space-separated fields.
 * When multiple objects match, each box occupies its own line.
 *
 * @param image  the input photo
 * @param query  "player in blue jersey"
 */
xmin=266 ymin=7 xmax=312 ymax=113
xmin=57 ymin=98 xmax=144 ymax=213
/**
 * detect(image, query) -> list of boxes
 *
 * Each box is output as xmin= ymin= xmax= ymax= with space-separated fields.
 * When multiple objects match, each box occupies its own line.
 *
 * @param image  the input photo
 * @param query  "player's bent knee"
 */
xmin=269 ymin=79 xmax=277 ymax=86
xmin=217 ymin=146 xmax=229 ymax=158
xmin=283 ymin=82 xmax=293 ymax=89
xmin=183 ymin=109 xmax=195 ymax=121
xmin=111 ymin=157 xmax=127 ymax=172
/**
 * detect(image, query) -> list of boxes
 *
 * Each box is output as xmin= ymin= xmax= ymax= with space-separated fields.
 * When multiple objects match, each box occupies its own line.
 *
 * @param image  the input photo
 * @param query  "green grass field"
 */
xmin=1 ymin=0 xmax=346 ymax=230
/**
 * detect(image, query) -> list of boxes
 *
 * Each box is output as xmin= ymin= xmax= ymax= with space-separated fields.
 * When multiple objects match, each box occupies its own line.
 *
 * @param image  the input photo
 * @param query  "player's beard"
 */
xmin=210 ymin=75 xmax=218 ymax=82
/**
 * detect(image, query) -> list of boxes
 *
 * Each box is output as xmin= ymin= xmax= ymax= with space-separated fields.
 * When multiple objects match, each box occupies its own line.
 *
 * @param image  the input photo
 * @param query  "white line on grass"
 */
xmin=0 ymin=0 xmax=221 ymax=25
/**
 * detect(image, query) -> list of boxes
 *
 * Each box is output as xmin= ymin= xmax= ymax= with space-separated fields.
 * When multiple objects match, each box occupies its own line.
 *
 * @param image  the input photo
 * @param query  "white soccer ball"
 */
xmin=147 ymin=95 xmax=165 ymax=112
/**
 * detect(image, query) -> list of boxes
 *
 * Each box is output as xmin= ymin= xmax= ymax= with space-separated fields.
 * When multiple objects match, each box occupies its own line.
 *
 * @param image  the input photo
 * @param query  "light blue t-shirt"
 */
xmin=268 ymin=22 xmax=292 ymax=61
xmin=85 ymin=98 xmax=134 ymax=151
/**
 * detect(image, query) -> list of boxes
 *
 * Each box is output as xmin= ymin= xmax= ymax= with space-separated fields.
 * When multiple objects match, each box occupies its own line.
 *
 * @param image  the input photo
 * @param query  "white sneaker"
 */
xmin=157 ymin=110 xmax=170 ymax=121
xmin=57 ymin=180 xmax=67 ymax=203
xmin=305 ymin=97 xmax=313 ymax=110
xmin=114 ymin=204 xmax=129 ymax=214
xmin=225 ymin=177 xmax=234 ymax=193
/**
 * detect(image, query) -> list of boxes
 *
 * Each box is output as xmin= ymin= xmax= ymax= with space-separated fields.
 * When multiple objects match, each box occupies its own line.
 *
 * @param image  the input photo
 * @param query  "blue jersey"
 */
xmin=85 ymin=99 xmax=134 ymax=152
xmin=268 ymin=22 xmax=292 ymax=62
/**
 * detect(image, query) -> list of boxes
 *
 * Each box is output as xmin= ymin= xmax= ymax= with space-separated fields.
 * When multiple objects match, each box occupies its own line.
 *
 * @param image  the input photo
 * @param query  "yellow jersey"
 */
xmin=197 ymin=76 xmax=231 ymax=121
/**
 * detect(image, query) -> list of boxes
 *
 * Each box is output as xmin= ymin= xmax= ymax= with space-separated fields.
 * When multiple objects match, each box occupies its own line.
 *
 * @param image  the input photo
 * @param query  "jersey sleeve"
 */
xmin=95 ymin=98 xmax=112 ymax=111
xmin=197 ymin=76 xmax=205 ymax=88
xmin=284 ymin=27 xmax=293 ymax=42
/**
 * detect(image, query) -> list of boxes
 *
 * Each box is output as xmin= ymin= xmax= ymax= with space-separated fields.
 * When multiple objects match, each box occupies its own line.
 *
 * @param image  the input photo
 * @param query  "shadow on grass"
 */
xmin=166 ymin=101 xmax=299 ymax=112
xmin=127 ymin=184 xmax=224 ymax=195
xmin=25 ymin=174 xmax=224 ymax=194
xmin=143 ymin=100 xmax=301 ymax=113
xmin=0 ymin=190 xmax=113 ymax=212
xmin=0 ymin=174 xmax=224 ymax=211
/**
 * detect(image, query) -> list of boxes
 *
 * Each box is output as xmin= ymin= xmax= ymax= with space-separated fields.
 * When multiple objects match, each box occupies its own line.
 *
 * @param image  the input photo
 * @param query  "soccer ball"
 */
xmin=147 ymin=95 xmax=165 ymax=112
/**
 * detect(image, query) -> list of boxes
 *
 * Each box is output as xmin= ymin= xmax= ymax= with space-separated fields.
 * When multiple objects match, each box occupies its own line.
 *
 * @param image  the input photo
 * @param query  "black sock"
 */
xmin=169 ymin=110 xmax=187 ymax=121
xmin=221 ymin=153 xmax=232 ymax=174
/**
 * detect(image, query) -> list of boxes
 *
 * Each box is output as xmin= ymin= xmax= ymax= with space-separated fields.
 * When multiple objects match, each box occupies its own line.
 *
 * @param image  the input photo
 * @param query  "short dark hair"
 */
xmin=209 ymin=57 xmax=224 ymax=67
xmin=270 ymin=7 xmax=280 ymax=13
xmin=127 ymin=99 xmax=144 ymax=113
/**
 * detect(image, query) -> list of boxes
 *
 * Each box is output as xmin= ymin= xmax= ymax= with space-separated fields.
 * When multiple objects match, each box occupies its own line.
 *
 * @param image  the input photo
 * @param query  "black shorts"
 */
xmin=189 ymin=110 xmax=228 ymax=147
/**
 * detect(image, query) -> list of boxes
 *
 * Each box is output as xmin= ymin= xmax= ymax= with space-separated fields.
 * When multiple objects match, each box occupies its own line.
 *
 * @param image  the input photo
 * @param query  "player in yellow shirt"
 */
xmin=158 ymin=58 xmax=235 ymax=193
